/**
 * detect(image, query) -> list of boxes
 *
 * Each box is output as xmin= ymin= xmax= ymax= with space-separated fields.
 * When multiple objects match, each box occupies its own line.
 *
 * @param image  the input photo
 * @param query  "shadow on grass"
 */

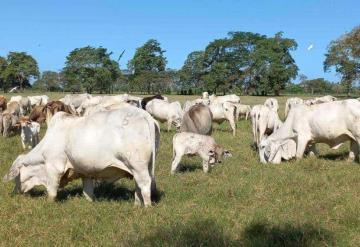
xmin=241 ymin=222 xmax=335 ymax=247
xmin=178 ymin=163 xmax=201 ymax=173
xmin=134 ymin=219 xmax=237 ymax=246
xmin=28 ymin=180 xmax=164 ymax=203
xmin=319 ymin=151 xmax=349 ymax=161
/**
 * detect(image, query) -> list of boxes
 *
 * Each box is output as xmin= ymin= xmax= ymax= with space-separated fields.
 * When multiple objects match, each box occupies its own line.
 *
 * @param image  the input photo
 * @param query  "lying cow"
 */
xmin=259 ymin=99 xmax=360 ymax=164
xmin=146 ymin=99 xmax=183 ymax=131
xmin=3 ymin=106 xmax=160 ymax=207
xmin=209 ymin=102 xmax=237 ymax=136
xmin=180 ymin=104 xmax=213 ymax=135
xmin=284 ymin=97 xmax=303 ymax=118
xmin=171 ymin=132 xmax=231 ymax=174
xmin=264 ymin=98 xmax=279 ymax=112
xmin=20 ymin=117 xmax=40 ymax=150
xmin=251 ymin=105 xmax=282 ymax=148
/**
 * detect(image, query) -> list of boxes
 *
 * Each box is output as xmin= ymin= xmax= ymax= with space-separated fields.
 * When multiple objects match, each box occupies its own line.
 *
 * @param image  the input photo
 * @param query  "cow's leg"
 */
xmin=167 ymin=120 xmax=172 ymax=132
xmin=202 ymin=160 xmax=210 ymax=173
xmin=296 ymin=137 xmax=309 ymax=159
xmin=349 ymin=140 xmax=360 ymax=162
xmin=21 ymin=140 xmax=26 ymax=150
xmin=229 ymin=118 xmax=236 ymax=136
xmin=133 ymin=171 xmax=152 ymax=207
xmin=82 ymin=178 xmax=94 ymax=201
xmin=45 ymin=161 xmax=65 ymax=201
xmin=171 ymin=152 xmax=182 ymax=175
xmin=134 ymin=183 xmax=142 ymax=206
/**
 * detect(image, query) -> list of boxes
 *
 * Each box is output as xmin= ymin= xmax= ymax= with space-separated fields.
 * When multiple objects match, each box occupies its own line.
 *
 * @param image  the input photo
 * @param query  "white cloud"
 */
xmin=307 ymin=44 xmax=314 ymax=51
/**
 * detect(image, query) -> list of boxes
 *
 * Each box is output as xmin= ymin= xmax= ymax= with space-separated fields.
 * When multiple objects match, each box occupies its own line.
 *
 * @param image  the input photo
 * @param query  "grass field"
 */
xmin=0 ymin=93 xmax=359 ymax=246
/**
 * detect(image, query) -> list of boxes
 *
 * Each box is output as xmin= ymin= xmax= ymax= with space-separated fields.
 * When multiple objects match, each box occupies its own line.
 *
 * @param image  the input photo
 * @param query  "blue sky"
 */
xmin=0 ymin=0 xmax=359 ymax=82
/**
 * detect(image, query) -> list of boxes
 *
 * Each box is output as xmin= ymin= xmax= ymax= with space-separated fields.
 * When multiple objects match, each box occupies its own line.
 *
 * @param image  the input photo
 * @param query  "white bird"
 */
xmin=307 ymin=44 xmax=314 ymax=51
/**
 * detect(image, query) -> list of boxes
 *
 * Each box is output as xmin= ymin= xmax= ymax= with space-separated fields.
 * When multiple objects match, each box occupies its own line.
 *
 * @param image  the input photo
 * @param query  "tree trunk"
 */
xmin=274 ymin=89 xmax=280 ymax=96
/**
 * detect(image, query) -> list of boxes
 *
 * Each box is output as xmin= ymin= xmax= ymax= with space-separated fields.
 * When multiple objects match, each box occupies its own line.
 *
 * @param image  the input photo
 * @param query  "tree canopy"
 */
xmin=62 ymin=46 xmax=121 ymax=93
xmin=324 ymin=25 xmax=360 ymax=96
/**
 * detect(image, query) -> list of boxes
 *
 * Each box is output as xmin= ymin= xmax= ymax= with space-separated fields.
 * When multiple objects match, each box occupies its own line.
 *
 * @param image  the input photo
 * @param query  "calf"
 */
xmin=20 ymin=117 xmax=40 ymax=150
xmin=171 ymin=132 xmax=231 ymax=174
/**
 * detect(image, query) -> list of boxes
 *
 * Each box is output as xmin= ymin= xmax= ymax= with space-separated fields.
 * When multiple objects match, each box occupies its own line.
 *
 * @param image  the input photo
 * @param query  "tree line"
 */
xmin=0 ymin=26 xmax=358 ymax=95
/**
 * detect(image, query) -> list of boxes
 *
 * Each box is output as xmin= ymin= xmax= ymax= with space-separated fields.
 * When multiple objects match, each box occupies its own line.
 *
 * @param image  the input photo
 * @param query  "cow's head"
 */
xmin=208 ymin=145 xmax=232 ymax=165
xmin=3 ymin=155 xmax=47 ymax=194
xmin=259 ymin=137 xmax=296 ymax=164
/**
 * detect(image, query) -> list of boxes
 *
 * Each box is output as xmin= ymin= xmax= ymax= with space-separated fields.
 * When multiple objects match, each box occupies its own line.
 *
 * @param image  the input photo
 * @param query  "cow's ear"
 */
xmin=223 ymin=150 xmax=232 ymax=158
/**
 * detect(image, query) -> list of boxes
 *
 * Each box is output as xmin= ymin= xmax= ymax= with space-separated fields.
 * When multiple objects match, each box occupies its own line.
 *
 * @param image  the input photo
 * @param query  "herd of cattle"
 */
xmin=0 ymin=92 xmax=359 ymax=206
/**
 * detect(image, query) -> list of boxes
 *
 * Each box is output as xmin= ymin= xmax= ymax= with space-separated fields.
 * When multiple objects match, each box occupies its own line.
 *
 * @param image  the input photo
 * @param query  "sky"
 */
xmin=0 ymin=0 xmax=359 ymax=82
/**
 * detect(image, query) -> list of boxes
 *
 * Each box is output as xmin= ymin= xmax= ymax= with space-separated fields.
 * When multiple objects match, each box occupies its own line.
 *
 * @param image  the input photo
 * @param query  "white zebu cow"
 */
xmin=264 ymin=98 xmax=279 ymax=112
xmin=251 ymin=105 xmax=282 ymax=148
xmin=304 ymin=95 xmax=337 ymax=106
xmin=209 ymin=102 xmax=237 ymax=136
xmin=209 ymin=94 xmax=240 ymax=104
xmin=59 ymin=93 xmax=92 ymax=111
xmin=183 ymin=98 xmax=210 ymax=112
xmin=284 ymin=97 xmax=303 ymax=118
xmin=20 ymin=117 xmax=40 ymax=150
xmin=9 ymin=96 xmax=31 ymax=116
xmin=3 ymin=106 xmax=160 ymax=207
xmin=146 ymin=99 xmax=183 ymax=131
xmin=259 ymin=99 xmax=360 ymax=164
xmin=28 ymin=95 xmax=49 ymax=107
xmin=232 ymin=103 xmax=251 ymax=121
xmin=171 ymin=132 xmax=231 ymax=174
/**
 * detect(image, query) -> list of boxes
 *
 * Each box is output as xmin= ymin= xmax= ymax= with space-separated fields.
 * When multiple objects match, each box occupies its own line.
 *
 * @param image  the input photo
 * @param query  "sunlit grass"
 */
xmin=0 ymin=93 xmax=358 ymax=245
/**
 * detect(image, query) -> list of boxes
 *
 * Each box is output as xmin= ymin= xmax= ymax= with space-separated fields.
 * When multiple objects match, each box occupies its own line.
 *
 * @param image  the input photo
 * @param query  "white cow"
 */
xmin=59 ymin=93 xmax=92 ymax=110
xmin=284 ymin=97 xmax=303 ymax=118
xmin=259 ymin=99 xmax=360 ymax=164
xmin=209 ymin=102 xmax=237 ymax=136
xmin=20 ymin=117 xmax=40 ymax=150
xmin=304 ymin=95 xmax=337 ymax=106
xmin=3 ymin=106 xmax=160 ymax=207
xmin=232 ymin=103 xmax=251 ymax=121
xmin=9 ymin=96 xmax=22 ymax=104
xmin=183 ymin=98 xmax=210 ymax=112
xmin=251 ymin=105 xmax=282 ymax=148
xmin=28 ymin=95 xmax=49 ymax=107
xmin=264 ymin=98 xmax=279 ymax=112
xmin=171 ymin=132 xmax=231 ymax=174
xmin=209 ymin=94 xmax=240 ymax=104
xmin=146 ymin=99 xmax=183 ymax=131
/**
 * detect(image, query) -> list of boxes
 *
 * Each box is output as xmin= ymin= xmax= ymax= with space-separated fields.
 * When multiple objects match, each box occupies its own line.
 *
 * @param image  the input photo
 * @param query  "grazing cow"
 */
xmin=285 ymin=97 xmax=303 ymax=118
xmin=183 ymin=98 xmax=210 ymax=112
xmin=59 ymin=93 xmax=92 ymax=111
xmin=209 ymin=94 xmax=240 ymax=104
xmin=141 ymin=94 xmax=167 ymax=110
xmin=304 ymin=95 xmax=337 ymax=106
xmin=29 ymin=105 xmax=46 ymax=123
xmin=0 ymin=96 xmax=7 ymax=112
xmin=251 ymin=105 xmax=282 ymax=148
xmin=264 ymin=98 xmax=279 ymax=112
xmin=20 ymin=117 xmax=40 ymax=150
xmin=181 ymin=104 xmax=213 ymax=135
xmin=3 ymin=106 xmax=160 ymax=207
xmin=171 ymin=132 xmax=232 ymax=174
xmin=44 ymin=101 xmax=75 ymax=125
xmin=146 ymin=99 xmax=183 ymax=131
xmin=28 ymin=95 xmax=49 ymax=107
xmin=2 ymin=112 xmax=19 ymax=137
xmin=259 ymin=99 xmax=360 ymax=164
xmin=233 ymin=103 xmax=251 ymax=121
xmin=209 ymin=102 xmax=237 ymax=136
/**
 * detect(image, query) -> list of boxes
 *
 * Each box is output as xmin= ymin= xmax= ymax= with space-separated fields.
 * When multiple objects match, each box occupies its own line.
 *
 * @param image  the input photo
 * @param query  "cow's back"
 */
xmin=181 ymin=104 xmax=212 ymax=135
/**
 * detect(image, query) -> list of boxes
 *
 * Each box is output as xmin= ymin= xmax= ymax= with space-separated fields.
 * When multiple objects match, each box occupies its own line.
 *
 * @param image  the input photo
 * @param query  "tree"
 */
xmin=324 ymin=25 xmax=360 ymax=96
xmin=63 ymin=46 xmax=121 ymax=93
xmin=1 ymin=52 xmax=39 ymax=91
xmin=33 ymin=71 xmax=63 ymax=91
xmin=0 ymin=56 xmax=7 ymax=92
xmin=128 ymin=39 xmax=167 ymax=93
xmin=178 ymin=51 xmax=205 ymax=94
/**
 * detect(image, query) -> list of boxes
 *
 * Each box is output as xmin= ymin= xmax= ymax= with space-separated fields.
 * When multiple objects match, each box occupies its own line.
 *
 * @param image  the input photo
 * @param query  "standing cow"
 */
xmin=180 ymin=104 xmax=213 ymax=135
